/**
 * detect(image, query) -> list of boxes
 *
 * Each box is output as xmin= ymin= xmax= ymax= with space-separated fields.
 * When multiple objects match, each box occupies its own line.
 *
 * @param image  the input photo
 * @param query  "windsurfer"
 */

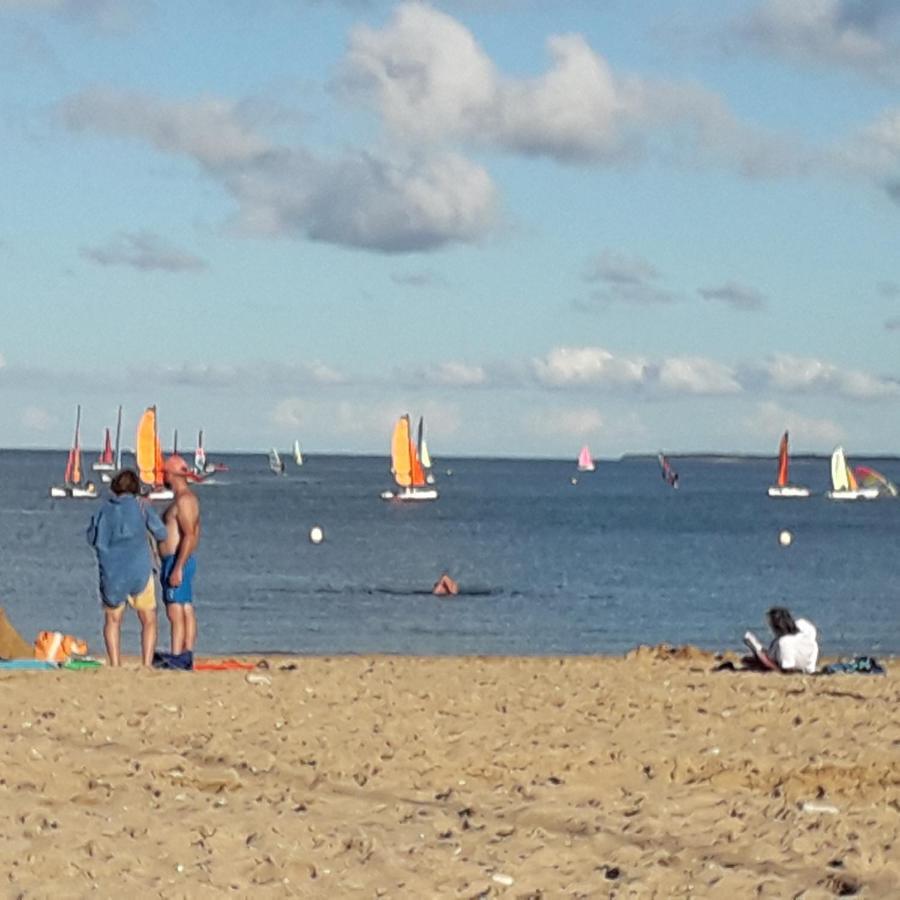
xmin=433 ymin=573 xmax=459 ymax=596
xmin=159 ymin=454 xmax=202 ymax=655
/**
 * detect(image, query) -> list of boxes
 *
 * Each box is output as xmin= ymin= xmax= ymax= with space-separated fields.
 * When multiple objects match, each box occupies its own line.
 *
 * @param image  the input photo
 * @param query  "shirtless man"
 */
xmin=158 ymin=454 xmax=201 ymax=655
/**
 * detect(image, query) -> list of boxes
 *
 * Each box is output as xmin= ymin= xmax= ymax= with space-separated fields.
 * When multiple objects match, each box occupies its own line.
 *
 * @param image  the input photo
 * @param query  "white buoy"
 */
xmin=309 ymin=525 xmax=324 ymax=544
xmin=778 ymin=529 xmax=792 ymax=547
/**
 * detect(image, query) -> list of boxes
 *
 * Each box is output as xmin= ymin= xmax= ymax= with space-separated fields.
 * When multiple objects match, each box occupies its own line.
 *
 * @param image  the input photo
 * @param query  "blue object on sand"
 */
xmin=152 ymin=650 xmax=194 ymax=670
xmin=0 ymin=659 xmax=59 ymax=670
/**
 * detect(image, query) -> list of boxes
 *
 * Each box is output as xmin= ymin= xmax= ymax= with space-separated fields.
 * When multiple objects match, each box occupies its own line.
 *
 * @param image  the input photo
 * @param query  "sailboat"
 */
xmin=576 ymin=445 xmax=595 ymax=472
xmin=826 ymin=446 xmax=878 ymax=501
xmin=293 ymin=440 xmax=304 ymax=467
xmin=136 ymin=406 xmax=174 ymax=501
xmin=192 ymin=430 xmax=228 ymax=477
xmin=49 ymin=404 xmax=98 ymax=499
xmin=91 ymin=420 xmax=116 ymax=473
xmin=99 ymin=405 xmax=123 ymax=483
xmin=767 ymin=431 xmax=809 ymax=498
xmin=417 ymin=417 xmax=435 ymax=484
xmin=381 ymin=414 xmax=438 ymax=501
xmin=268 ymin=447 xmax=285 ymax=475
xmin=658 ymin=452 xmax=679 ymax=489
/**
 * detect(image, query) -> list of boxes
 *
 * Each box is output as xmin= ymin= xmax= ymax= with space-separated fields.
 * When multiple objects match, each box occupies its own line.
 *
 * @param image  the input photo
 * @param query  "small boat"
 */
xmin=853 ymin=465 xmax=898 ymax=498
xmin=293 ymin=439 xmax=304 ymax=467
xmin=381 ymin=414 xmax=438 ymax=501
xmin=576 ymin=445 xmax=595 ymax=472
xmin=658 ymin=452 xmax=679 ymax=489
xmin=826 ymin=446 xmax=878 ymax=501
xmin=767 ymin=431 xmax=809 ymax=497
xmin=50 ymin=404 xmax=98 ymax=499
xmin=99 ymin=405 xmax=123 ymax=483
xmin=417 ymin=417 xmax=435 ymax=484
xmin=136 ymin=406 xmax=174 ymax=501
xmin=268 ymin=447 xmax=285 ymax=475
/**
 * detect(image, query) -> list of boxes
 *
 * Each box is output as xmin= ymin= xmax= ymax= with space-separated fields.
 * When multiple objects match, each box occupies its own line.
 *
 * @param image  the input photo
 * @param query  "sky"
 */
xmin=2 ymin=0 xmax=900 ymax=458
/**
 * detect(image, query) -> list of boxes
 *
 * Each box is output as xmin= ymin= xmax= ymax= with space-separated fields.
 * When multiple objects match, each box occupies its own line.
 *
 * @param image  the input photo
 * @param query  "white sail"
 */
xmin=830 ymin=446 xmax=849 ymax=491
xmin=293 ymin=440 xmax=303 ymax=466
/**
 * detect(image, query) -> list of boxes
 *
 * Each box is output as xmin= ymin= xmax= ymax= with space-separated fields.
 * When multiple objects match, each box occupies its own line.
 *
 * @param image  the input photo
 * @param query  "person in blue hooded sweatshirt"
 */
xmin=87 ymin=469 xmax=168 ymax=666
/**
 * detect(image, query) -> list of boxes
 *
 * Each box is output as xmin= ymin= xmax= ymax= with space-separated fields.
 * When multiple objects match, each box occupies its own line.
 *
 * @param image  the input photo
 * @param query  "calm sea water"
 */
xmin=1 ymin=450 xmax=898 ymax=657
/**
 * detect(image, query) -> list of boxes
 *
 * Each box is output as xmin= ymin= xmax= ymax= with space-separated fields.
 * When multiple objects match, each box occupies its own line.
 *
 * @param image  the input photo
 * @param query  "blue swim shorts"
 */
xmin=160 ymin=555 xmax=197 ymax=605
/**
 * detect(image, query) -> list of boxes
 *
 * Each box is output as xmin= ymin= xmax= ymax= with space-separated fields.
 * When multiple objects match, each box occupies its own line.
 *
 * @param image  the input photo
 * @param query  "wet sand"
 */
xmin=1 ymin=648 xmax=897 ymax=897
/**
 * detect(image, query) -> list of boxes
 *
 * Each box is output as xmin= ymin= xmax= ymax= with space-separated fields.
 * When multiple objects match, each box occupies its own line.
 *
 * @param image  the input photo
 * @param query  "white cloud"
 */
xmin=698 ymin=281 xmax=766 ymax=311
xmin=532 ymin=346 xmax=648 ymax=388
xmin=342 ymin=3 xmax=805 ymax=175
xmin=426 ymin=361 xmax=487 ymax=387
xmin=656 ymin=356 xmax=742 ymax=395
xmin=754 ymin=353 xmax=900 ymax=399
xmin=743 ymin=401 xmax=844 ymax=444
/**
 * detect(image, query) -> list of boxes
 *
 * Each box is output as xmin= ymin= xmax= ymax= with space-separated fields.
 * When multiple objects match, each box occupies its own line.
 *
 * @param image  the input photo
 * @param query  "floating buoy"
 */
xmin=309 ymin=525 xmax=324 ymax=544
xmin=571 ymin=477 xmax=578 ymax=485
xmin=778 ymin=529 xmax=792 ymax=547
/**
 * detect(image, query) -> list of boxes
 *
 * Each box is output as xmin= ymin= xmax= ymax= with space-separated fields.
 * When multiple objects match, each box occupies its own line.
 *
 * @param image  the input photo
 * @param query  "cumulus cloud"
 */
xmin=342 ymin=3 xmax=806 ymax=175
xmin=743 ymin=401 xmax=844 ymax=444
xmin=655 ymin=356 xmax=742 ymax=395
xmin=81 ymin=231 xmax=206 ymax=272
xmin=748 ymin=353 xmax=900 ymax=399
xmin=60 ymin=88 xmax=498 ymax=253
xmin=421 ymin=361 xmax=487 ymax=387
xmin=837 ymin=108 xmax=900 ymax=203
xmin=737 ymin=0 xmax=900 ymax=80
xmin=532 ymin=346 xmax=648 ymax=389
xmin=698 ymin=281 xmax=766 ymax=311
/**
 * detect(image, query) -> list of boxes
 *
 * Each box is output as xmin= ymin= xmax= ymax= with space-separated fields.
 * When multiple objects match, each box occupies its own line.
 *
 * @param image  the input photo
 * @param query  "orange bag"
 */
xmin=34 ymin=631 xmax=88 ymax=663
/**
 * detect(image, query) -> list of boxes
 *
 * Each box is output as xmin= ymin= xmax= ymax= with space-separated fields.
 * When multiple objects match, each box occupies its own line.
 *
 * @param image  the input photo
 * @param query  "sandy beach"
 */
xmin=1 ymin=649 xmax=897 ymax=898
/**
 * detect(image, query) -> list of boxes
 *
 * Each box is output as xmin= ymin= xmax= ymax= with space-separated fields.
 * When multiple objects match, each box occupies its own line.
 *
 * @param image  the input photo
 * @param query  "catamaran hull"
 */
xmin=577 ymin=464 xmax=596 ymax=472
xmin=49 ymin=486 xmax=98 ymax=499
xmin=147 ymin=488 xmax=174 ymax=501
xmin=767 ymin=485 xmax=810 ymax=498
xmin=826 ymin=488 xmax=879 ymax=501
xmin=381 ymin=487 xmax=439 ymax=501
xmin=91 ymin=462 xmax=116 ymax=472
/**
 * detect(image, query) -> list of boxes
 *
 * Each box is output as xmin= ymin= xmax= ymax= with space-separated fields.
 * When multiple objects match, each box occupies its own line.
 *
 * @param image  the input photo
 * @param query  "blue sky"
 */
xmin=2 ymin=0 xmax=900 ymax=457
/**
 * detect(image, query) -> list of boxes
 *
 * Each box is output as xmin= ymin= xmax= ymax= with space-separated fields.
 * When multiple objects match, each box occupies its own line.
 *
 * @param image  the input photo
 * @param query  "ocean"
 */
xmin=2 ymin=450 xmax=898 ymax=658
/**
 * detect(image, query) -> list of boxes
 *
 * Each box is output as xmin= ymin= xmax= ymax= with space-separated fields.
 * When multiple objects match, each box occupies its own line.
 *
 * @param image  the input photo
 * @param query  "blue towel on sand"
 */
xmin=0 ymin=659 xmax=58 ymax=670
xmin=152 ymin=650 xmax=193 ymax=670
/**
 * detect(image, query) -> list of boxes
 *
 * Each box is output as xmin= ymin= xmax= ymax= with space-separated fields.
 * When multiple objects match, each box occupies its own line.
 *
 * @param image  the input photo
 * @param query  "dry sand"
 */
xmin=0 ymin=648 xmax=897 ymax=898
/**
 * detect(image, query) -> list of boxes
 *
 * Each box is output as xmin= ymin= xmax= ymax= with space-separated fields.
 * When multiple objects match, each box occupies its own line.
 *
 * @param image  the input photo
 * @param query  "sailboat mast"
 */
xmin=113 ymin=405 xmax=122 ymax=468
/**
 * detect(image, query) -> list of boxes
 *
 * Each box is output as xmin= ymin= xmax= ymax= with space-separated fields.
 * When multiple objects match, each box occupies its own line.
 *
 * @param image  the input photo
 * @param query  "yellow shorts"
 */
xmin=127 ymin=576 xmax=157 ymax=612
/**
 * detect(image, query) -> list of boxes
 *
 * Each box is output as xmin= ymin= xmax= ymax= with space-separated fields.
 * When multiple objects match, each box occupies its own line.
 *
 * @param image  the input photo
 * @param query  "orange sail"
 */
xmin=390 ymin=415 xmax=413 ymax=487
xmin=64 ymin=405 xmax=83 ymax=485
xmin=98 ymin=428 xmax=114 ymax=465
xmin=776 ymin=431 xmax=789 ymax=487
xmin=136 ymin=406 xmax=163 ymax=487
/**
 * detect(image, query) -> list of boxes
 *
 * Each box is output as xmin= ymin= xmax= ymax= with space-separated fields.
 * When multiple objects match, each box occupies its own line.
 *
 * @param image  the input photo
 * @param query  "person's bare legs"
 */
xmin=103 ymin=605 xmax=125 ymax=666
xmin=136 ymin=608 xmax=157 ymax=667
xmin=182 ymin=603 xmax=197 ymax=652
xmin=167 ymin=603 xmax=186 ymax=654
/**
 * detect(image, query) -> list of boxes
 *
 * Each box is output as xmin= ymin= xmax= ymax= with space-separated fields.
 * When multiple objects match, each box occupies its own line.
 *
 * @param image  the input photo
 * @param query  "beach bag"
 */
xmin=34 ymin=631 xmax=88 ymax=663
xmin=152 ymin=650 xmax=193 ymax=670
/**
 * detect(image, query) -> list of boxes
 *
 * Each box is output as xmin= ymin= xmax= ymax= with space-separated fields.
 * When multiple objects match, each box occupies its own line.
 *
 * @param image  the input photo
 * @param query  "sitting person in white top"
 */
xmin=743 ymin=607 xmax=819 ymax=674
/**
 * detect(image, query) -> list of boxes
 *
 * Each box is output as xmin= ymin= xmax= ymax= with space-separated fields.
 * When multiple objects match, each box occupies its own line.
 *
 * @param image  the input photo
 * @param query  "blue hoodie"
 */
xmin=86 ymin=495 xmax=168 ymax=605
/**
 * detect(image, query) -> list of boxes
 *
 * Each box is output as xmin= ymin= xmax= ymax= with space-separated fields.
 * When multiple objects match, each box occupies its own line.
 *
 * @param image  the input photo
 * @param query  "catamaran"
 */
xmin=826 ymin=446 xmax=878 ymax=501
xmin=99 ymin=405 xmax=123 ymax=483
xmin=49 ymin=404 xmax=98 ymax=499
xmin=293 ymin=440 xmax=303 ymax=467
xmin=381 ymin=414 xmax=438 ymax=501
xmin=91 ymin=409 xmax=119 ymax=474
xmin=767 ymin=431 xmax=809 ymax=497
xmin=577 ymin=445 xmax=595 ymax=472
xmin=136 ymin=406 xmax=174 ymax=501
xmin=658 ymin=452 xmax=679 ymax=489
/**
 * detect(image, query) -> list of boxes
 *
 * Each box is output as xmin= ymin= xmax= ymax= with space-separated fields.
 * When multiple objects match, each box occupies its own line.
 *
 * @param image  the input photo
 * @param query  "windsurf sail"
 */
xmin=194 ymin=430 xmax=207 ymax=474
xmin=136 ymin=406 xmax=165 ymax=488
xmin=854 ymin=465 xmax=898 ymax=497
xmin=293 ymin=439 xmax=303 ymax=466
xmin=658 ymin=452 xmax=679 ymax=488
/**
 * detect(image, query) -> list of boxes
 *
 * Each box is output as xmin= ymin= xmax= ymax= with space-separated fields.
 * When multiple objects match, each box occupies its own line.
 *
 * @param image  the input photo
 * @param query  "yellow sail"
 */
xmin=136 ymin=407 xmax=161 ymax=486
xmin=391 ymin=415 xmax=413 ymax=487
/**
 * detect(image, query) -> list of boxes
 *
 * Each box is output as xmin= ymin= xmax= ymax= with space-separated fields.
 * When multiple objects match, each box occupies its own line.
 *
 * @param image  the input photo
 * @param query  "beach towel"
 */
xmin=34 ymin=631 xmax=88 ymax=663
xmin=821 ymin=656 xmax=886 ymax=675
xmin=0 ymin=608 xmax=34 ymax=659
xmin=194 ymin=658 xmax=259 ymax=671
xmin=62 ymin=658 xmax=104 ymax=670
xmin=152 ymin=650 xmax=193 ymax=670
